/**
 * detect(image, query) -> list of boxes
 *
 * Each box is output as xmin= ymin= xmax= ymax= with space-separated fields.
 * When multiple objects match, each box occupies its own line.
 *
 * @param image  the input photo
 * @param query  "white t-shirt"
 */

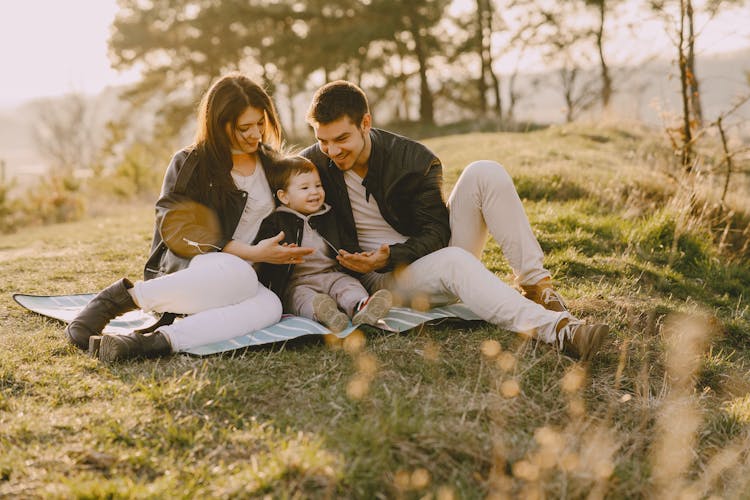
xmin=344 ymin=170 xmax=407 ymax=252
xmin=230 ymin=164 xmax=275 ymax=244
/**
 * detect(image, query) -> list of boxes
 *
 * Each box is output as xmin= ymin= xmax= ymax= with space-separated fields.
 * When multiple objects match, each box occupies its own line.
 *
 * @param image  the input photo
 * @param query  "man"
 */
xmin=300 ymin=80 xmax=607 ymax=360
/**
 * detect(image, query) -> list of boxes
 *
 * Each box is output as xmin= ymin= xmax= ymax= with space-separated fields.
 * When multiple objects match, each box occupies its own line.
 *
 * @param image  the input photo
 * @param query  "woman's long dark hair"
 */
xmin=190 ymin=73 xmax=283 ymax=207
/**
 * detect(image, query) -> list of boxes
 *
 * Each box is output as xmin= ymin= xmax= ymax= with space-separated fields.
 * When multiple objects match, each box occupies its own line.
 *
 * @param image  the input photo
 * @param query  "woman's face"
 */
xmin=225 ymin=106 xmax=265 ymax=154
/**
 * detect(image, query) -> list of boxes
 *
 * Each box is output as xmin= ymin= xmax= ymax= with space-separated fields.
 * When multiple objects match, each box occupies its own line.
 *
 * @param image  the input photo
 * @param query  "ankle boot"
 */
xmin=65 ymin=278 xmax=138 ymax=349
xmin=98 ymin=331 xmax=172 ymax=362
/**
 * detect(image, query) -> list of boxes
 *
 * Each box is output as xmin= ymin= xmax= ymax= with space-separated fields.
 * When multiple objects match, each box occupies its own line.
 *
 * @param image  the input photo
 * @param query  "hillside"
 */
xmin=1 ymin=125 xmax=748 ymax=498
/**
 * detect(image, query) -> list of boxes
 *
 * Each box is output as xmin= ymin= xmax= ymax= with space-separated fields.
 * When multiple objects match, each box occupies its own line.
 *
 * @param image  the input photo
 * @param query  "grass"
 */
xmin=1 ymin=123 xmax=749 ymax=498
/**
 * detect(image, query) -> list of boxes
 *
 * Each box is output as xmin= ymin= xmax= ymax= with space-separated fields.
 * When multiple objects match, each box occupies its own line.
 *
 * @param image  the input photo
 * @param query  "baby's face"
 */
xmin=278 ymin=170 xmax=325 ymax=215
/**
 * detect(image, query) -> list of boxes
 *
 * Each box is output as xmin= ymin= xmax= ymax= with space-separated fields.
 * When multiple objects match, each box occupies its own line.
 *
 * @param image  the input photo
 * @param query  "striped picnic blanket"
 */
xmin=13 ymin=293 xmax=481 ymax=356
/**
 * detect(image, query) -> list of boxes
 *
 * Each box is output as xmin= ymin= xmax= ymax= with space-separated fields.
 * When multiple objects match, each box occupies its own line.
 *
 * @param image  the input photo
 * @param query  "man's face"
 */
xmin=313 ymin=115 xmax=370 ymax=171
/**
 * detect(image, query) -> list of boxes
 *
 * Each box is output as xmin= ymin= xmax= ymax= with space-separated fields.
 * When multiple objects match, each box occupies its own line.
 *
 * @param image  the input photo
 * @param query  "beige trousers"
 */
xmin=362 ymin=160 xmax=569 ymax=344
xmin=284 ymin=271 xmax=369 ymax=319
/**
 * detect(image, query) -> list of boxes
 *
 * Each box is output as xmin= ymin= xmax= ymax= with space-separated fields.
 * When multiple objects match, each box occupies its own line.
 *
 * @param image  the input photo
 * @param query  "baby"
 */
xmin=254 ymin=155 xmax=392 ymax=332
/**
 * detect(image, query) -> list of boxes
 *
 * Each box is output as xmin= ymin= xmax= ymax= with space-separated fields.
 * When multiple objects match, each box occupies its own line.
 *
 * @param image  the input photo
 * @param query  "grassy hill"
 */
xmin=1 ymin=125 xmax=748 ymax=498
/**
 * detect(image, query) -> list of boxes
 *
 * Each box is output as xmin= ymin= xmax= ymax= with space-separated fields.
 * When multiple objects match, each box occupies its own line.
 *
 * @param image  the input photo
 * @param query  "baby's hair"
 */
xmin=266 ymin=155 xmax=318 ymax=199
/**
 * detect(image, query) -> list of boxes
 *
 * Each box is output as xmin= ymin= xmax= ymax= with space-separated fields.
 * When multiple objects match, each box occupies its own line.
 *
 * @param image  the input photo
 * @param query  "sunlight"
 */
xmin=0 ymin=0 xmax=138 ymax=104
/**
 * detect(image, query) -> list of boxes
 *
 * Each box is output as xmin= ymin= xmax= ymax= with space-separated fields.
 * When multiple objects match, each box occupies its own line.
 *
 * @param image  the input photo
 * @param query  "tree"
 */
xmin=583 ymin=0 xmax=620 ymax=110
xmin=110 ymin=0 xmax=302 ymax=131
xmin=530 ymin=2 xmax=600 ymax=122
xmin=30 ymin=93 xmax=101 ymax=177
xmin=364 ymin=0 xmax=451 ymax=125
xmin=475 ymin=0 xmax=503 ymax=116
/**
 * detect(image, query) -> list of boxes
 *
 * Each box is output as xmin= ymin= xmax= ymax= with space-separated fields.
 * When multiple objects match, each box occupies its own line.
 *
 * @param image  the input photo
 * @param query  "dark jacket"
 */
xmin=143 ymin=147 xmax=271 ymax=280
xmin=253 ymin=204 xmax=361 ymax=298
xmin=300 ymin=128 xmax=450 ymax=272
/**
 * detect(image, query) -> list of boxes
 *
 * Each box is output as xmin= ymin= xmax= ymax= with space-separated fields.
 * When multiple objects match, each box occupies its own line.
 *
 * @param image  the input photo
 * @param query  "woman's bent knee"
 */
xmin=190 ymin=253 xmax=257 ymax=294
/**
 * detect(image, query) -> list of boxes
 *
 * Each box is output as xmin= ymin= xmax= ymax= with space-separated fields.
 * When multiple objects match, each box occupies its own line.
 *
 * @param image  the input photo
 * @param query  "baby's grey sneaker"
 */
xmin=312 ymin=294 xmax=350 ymax=333
xmin=352 ymin=289 xmax=393 ymax=326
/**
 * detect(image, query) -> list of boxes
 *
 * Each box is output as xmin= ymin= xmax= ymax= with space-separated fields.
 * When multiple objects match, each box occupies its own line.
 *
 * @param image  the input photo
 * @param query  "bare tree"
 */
xmin=584 ymin=0 xmax=623 ymax=110
xmin=30 ymin=93 xmax=100 ymax=177
xmin=474 ymin=0 xmax=503 ymax=116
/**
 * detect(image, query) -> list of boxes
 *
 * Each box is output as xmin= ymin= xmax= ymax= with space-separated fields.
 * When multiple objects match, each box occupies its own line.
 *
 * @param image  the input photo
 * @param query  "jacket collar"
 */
xmin=275 ymin=203 xmax=331 ymax=221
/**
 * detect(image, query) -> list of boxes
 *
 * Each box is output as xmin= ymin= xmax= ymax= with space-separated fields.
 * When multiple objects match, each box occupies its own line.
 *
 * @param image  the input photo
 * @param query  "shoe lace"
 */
xmin=541 ymin=287 xmax=567 ymax=309
xmin=355 ymin=296 xmax=369 ymax=313
xmin=557 ymin=319 xmax=582 ymax=350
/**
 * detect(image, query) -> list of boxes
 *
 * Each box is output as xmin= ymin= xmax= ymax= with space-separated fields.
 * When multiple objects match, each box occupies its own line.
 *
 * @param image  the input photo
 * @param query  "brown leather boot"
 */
xmin=555 ymin=318 xmax=608 ymax=361
xmin=522 ymin=279 xmax=568 ymax=312
xmin=98 ymin=331 xmax=172 ymax=362
xmin=65 ymin=278 xmax=138 ymax=349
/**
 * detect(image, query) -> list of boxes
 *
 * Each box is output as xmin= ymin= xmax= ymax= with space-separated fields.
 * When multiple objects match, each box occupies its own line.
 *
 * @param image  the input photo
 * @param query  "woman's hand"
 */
xmin=253 ymin=231 xmax=314 ymax=264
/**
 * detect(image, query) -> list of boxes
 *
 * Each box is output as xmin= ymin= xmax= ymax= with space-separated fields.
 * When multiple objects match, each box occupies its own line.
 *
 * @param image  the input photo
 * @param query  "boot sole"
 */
xmin=88 ymin=336 xmax=102 ymax=357
xmin=98 ymin=335 xmax=127 ymax=363
xmin=352 ymin=290 xmax=393 ymax=326
xmin=313 ymin=295 xmax=350 ymax=333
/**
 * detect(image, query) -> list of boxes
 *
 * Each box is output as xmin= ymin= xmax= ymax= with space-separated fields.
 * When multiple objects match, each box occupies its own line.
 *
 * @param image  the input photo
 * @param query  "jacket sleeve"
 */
xmin=154 ymin=150 xmax=223 ymax=257
xmin=152 ymin=151 xmax=184 ymax=251
xmin=253 ymin=212 xmax=282 ymax=245
xmin=385 ymin=158 xmax=450 ymax=270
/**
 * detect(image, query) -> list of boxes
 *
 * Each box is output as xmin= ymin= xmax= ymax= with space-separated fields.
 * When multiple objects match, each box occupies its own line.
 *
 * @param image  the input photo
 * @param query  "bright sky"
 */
xmin=1 ymin=0 xmax=748 ymax=108
xmin=0 ymin=0 xmax=138 ymax=106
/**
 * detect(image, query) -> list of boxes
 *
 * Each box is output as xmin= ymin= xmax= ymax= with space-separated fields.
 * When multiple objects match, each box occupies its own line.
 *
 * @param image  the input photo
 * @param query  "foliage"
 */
xmin=2 ymin=126 xmax=749 ymax=497
xmin=0 ymin=161 xmax=23 ymax=233
xmin=110 ymin=0 xmax=452 ymax=127
xmin=12 ymin=175 xmax=86 ymax=227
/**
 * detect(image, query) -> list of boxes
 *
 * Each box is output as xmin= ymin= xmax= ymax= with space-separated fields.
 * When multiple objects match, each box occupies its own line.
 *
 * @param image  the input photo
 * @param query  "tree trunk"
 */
xmin=476 ymin=0 xmax=488 ymax=114
xmin=412 ymin=26 xmax=435 ymax=125
xmin=561 ymin=67 xmax=577 ymax=123
xmin=395 ymin=55 xmax=410 ymax=121
xmin=595 ymin=0 xmax=612 ymax=109
xmin=678 ymin=0 xmax=694 ymax=172
xmin=506 ymin=71 xmax=519 ymax=121
xmin=484 ymin=0 xmax=502 ymax=117
xmin=686 ymin=0 xmax=703 ymax=125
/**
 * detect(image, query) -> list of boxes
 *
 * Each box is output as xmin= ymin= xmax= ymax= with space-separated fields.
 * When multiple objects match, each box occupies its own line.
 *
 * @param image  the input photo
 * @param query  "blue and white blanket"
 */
xmin=13 ymin=293 xmax=481 ymax=356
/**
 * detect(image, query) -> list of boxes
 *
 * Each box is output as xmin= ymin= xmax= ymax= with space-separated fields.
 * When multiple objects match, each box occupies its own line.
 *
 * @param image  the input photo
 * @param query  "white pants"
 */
xmin=363 ymin=161 xmax=568 ymax=344
xmin=131 ymin=253 xmax=282 ymax=352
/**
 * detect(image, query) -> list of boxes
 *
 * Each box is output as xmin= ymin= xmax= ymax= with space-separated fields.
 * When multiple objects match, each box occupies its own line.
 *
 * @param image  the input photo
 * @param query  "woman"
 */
xmin=65 ymin=73 xmax=313 ymax=362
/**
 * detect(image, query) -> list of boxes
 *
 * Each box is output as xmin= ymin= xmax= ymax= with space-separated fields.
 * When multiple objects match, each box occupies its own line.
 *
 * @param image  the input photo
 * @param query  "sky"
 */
xmin=1 ymin=0 xmax=749 ymax=108
xmin=0 ymin=0 xmax=139 ymax=106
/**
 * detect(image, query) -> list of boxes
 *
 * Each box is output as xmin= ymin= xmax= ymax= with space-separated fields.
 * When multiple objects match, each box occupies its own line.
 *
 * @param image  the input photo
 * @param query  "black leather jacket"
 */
xmin=253 ymin=205 xmax=361 ymax=298
xmin=143 ymin=147 xmax=268 ymax=280
xmin=300 ymin=128 xmax=451 ymax=272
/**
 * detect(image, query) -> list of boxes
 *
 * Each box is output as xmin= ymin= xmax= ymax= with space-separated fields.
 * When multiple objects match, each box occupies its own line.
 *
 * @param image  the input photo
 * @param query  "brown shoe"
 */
xmin=522 ymin=280 xmax=568 ymax=312
xmin=555 ymin=318 xmax=608 ymax=361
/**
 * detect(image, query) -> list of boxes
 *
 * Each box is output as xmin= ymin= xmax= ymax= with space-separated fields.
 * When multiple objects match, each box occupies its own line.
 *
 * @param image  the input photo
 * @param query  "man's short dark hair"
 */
xmin=306 ymin=80 xmax=370 ymax=127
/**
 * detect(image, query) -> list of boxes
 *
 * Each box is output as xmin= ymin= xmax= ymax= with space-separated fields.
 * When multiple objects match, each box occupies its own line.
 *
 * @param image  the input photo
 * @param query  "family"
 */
xmin=65 ymin=73 xmax=608 ymax=362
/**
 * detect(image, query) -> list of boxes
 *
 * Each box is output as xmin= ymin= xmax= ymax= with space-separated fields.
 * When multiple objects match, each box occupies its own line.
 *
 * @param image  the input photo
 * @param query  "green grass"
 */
xmin=2 ymin=124 xmax=749 ymax=498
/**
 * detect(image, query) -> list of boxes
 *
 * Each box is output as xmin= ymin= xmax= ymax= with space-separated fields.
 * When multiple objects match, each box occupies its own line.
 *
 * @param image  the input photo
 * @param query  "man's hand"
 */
xmin=337 ymin=244 xmax=390 ymax=273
